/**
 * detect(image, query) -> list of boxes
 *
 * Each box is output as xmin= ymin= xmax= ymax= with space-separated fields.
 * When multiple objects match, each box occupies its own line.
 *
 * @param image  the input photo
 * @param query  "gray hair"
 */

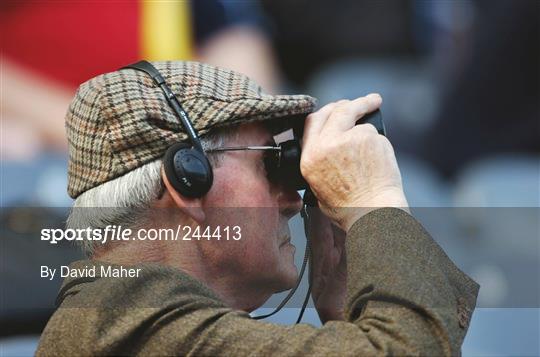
xmin=67 ymin=129 xmax=234 ymax=256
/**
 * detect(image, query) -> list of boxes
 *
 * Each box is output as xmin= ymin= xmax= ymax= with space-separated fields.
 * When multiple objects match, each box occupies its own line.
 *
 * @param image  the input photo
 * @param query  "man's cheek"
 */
xmin=243 ymin=228 xmax=274 ymax=260
xmin=201 ymin=238 xmax=250 ymax=274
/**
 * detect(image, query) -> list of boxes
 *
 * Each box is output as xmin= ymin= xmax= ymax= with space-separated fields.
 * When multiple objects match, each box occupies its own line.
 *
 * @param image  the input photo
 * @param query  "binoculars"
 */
xmin=267 ymin=109 xmax=386 ymax=192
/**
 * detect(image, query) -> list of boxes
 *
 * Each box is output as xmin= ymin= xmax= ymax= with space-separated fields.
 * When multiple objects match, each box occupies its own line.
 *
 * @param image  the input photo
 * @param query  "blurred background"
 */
xmin=1 ymin=0 xmax=538 ymax=356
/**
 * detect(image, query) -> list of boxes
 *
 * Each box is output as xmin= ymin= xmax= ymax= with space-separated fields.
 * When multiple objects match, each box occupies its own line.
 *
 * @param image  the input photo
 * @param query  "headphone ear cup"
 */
xmin=163 ymin=143 xmax=213 ymax=198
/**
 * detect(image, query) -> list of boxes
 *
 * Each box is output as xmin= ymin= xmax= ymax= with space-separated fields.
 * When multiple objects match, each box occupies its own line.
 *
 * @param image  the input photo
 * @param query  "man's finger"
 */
xmin=302 ymin=102 xmax=337 ymax=143
xmin=322 ymin=94 xmax=382 ymax=134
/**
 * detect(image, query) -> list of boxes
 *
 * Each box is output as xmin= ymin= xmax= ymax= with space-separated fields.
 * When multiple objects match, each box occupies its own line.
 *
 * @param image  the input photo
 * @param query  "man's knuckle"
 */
xmin=363 ymin=123 xmax=378 ymax=134
xmin=334 ymin=105 xmax=352 ymax=116
xmin=353 ymin=123 xmax=377 ymax=136
xmin=379 ymin=136 xmax=395 ymax=153
xmin=368 ymin=132 xmax=383 ymax=143
xmin=379 ymin=135 xmax=392 ymax=146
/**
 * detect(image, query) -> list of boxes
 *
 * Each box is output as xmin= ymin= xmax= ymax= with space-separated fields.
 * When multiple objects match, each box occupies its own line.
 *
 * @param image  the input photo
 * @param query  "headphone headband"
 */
xmin=121 ymin=60 xmax=204 ymax=153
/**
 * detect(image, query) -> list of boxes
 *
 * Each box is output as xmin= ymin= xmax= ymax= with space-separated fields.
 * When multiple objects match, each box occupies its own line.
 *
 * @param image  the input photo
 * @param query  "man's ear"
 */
xmin=160 ymin=167 xmax=206 ymax=224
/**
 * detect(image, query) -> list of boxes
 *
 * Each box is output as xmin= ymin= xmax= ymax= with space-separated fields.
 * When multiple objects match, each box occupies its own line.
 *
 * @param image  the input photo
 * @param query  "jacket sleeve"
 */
xmin=136 ymin=208 xmax=479 ymax=356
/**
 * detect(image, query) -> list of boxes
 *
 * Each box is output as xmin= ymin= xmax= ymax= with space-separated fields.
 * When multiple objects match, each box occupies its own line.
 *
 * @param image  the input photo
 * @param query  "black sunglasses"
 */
xmin=206 ymin=145 xmax=286 ymax=186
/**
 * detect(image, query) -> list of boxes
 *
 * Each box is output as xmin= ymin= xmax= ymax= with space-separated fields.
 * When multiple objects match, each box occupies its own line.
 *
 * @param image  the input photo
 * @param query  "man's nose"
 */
xmin=279 ymin=188 xmax=303 ymax=219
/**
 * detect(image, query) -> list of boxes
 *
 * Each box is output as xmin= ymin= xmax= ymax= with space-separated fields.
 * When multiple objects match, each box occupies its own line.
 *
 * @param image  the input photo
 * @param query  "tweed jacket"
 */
xmin=37 ymin=208 xmax=479 ymax=356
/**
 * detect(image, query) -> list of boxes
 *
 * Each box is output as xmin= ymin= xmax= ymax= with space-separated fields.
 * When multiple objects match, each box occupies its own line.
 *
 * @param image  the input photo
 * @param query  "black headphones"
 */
xmin=122 ymin=61 xmax=213 ymax=198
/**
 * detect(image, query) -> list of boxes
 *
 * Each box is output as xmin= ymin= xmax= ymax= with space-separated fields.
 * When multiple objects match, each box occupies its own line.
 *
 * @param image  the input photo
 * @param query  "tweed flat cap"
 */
xmin=66 ymin=61 xmax=317 ymax=198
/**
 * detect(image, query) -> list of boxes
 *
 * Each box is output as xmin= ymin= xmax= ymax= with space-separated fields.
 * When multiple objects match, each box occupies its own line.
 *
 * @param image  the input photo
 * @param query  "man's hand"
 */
xmin=308 ymin=208 xmax=347 ymax=323
xmin=300 ymin=94 xmax=409 ymax=232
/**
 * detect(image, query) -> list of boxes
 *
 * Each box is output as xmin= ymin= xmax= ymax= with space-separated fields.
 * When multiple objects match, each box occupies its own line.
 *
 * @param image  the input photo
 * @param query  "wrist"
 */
xmin=342 ymin=190 xmax=409 ymax=232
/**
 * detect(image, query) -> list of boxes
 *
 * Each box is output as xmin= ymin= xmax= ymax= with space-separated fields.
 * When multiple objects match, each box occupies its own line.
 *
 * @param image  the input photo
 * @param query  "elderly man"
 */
xmin=37 ymin=61 xmax=478 ymax=356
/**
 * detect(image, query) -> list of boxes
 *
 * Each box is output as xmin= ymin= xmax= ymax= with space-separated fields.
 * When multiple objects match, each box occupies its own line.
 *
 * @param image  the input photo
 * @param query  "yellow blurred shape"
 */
xmin=141 ymin=1 xmax=193 ymax=60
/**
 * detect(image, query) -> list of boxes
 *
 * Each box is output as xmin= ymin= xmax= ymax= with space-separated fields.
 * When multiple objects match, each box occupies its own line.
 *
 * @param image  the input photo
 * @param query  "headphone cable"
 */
xmin=252 ymin=197 xmax=313 ymax=321
xmin=295 ymin=204 xmax=313 ymax=323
